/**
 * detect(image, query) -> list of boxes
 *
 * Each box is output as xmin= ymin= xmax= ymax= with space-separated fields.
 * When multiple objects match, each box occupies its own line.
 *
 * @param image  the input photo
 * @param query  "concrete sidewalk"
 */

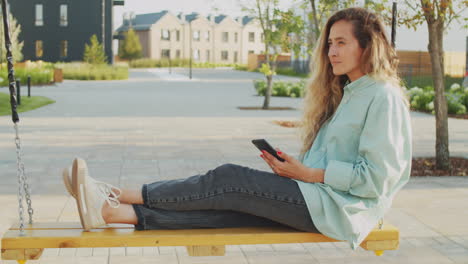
xmin=1 ymin=69 xmax=468 ymax=263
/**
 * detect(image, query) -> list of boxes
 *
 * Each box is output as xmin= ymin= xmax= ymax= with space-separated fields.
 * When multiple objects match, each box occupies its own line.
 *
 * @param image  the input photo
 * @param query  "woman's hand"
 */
xmin=260 ymin=148 xmax=324 ymax=183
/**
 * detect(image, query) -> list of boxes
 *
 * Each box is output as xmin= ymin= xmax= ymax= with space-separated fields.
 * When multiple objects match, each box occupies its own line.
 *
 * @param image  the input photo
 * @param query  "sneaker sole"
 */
xmin=62 ymin=167 xmax=76 ymax=198
xmin=73 ymin=158 xmax=91 ymax=231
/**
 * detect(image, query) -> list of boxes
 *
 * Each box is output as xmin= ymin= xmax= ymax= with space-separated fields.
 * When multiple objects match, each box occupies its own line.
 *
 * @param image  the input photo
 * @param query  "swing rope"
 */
xmin=1 ymin=0 xmax=34 ymax=236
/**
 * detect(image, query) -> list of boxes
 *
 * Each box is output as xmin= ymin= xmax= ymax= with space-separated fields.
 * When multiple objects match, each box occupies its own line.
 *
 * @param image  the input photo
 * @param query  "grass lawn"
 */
xmin=0 ymin=92 xmax=55 ymax=116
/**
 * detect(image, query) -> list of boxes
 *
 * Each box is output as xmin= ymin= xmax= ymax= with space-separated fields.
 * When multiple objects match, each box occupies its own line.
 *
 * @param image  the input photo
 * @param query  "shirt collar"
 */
xmin=343 ymin=75 xmax=374 ymax=92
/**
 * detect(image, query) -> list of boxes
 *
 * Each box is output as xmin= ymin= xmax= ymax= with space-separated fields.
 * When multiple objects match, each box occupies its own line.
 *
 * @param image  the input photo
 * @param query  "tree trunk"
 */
xmin=263 ymin=50 xmax=272 ymax=109
xmin=309 ymin=0 xmax=320 ymax=42
xmin=427 ymin=20 xmax=450 ymax=170
xmin=263 ymin=74 xmax=273 ymax=109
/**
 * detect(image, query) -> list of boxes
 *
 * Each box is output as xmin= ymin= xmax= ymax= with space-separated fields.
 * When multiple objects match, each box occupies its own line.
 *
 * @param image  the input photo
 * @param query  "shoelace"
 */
xmin=95 ymin=181 xmax=121 ymax=208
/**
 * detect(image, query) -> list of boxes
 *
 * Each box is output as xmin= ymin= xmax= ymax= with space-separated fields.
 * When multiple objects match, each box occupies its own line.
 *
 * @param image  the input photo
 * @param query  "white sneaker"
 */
xmin=62 ymin=167 xmax=76 ymax=198
xmin=72 ymin=158 xmax=121 ymax=231
xmin=63 ymin=165 xmax=122 ymax=200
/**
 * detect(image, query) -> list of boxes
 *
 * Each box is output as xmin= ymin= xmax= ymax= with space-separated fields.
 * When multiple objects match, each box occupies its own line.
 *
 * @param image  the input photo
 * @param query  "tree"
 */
xmin=0 ymin=13 xmax=23 ymax=64
xmin=243 ymin=0 xmax=304 ymax=109
xmin=118 ymin=28 xmax=142 ymax=60
xmin=83 ymin=34 xmax=107 ymax=65
xmin=400 ymin=0 xmax=467 ymax=170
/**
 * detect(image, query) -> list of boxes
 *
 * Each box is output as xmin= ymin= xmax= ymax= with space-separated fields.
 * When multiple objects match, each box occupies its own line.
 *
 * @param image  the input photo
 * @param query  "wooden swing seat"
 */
xmin=2 ymin=222 xmax=399 ymax=262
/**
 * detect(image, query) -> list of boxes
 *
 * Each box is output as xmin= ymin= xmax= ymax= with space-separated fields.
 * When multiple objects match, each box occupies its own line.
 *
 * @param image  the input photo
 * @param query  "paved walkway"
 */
xmin=0 ymin=68 xmax=467 ymax=263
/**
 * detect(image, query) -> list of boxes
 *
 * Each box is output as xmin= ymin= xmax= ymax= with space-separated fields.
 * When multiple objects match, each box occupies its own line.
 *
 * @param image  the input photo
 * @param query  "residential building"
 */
xmin=10 ymin=0 xmax=122 ymax=63
xmin=115 ymin=11 xmax=265 ymax=64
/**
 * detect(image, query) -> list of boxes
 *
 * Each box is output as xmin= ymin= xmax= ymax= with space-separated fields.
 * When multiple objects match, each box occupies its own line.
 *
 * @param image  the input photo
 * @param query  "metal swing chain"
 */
xmin=15 ymin=123 xmax=34 ymax=229
xmin=2 ymin=0 xmax=34 ymax=234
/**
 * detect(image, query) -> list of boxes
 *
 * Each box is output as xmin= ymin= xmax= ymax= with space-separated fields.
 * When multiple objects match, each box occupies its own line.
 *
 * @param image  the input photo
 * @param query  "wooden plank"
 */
xmin=2 ymin=248 xmax=43 ymax=260
xmin=9 ymin=222 xmax=133 ymax=230
xmin=2 ymin=222 xmax=398 ymax=250
xmin=360 ymin=240 xmax=399 ymax=251
xmin=186 ymin=245 xmax=225 ymax=256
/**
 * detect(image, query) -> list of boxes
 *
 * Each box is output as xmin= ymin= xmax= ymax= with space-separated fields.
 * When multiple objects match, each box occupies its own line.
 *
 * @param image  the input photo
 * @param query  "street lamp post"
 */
xmin=391 ymin=1 xmax=397 ymax=48
xmin=189 ymin=21 xmax=192 ymax=79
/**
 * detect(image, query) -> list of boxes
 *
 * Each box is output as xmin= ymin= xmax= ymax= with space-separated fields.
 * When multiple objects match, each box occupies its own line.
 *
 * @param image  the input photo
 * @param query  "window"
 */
xmin=60 ymin=40 xmax=68 ymax=57
xmin=161 ymin=29 xmax=170 ymax=40
xmin=176 ymin=30 xmax=180 ymax=41
xmin=248 ymin=50 xmax=254 ymax=54
xmin=248 ymin=32 xmax=255 ymax=42
xmin=35 ymin=40 xmax=43 ymax=58
xmin=221 ymin=51 xmax=228 ymax=61
xmin=161 ymin=49 xmax=171 ymax=59
xmin=59 ymin=4 xmax=68 ymax=26
xmin=234 ymin=51 xmax=238 ymax=63
xmin=206 ymin=50 xmax=210 ymax=61
xmin=176 ymin=50 xmax=181 ymax=58
xmin=193 ymin=49 xmax=200 ymax=61
xmin=35 ymin=4 xmax=43 ymax=26
xmin=222 ymin=32 xmax=228 ymax=42
xmin=205 ymin=31 xmax=210 ymax=41
xmin=234 ymin=32 xmax=238 ymax=43
xmin=193 ymin=30 xmax=200 ymax=41
xmin=261 ymin=33 xmax=264 ymax=43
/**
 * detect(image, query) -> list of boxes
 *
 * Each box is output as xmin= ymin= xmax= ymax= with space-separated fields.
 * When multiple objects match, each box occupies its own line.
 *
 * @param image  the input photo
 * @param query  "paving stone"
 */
xmin=92 ymin=248 xmax=109 ymax=256
xmin=75 ymin=248 xmax=93 ymax=257
xmin=125 ymin=247 xmax=143 ymax=256
xmin=109 ymin=255 xmax=178 ymax=264
xmin=246 ymin=254 xmax=319 ymax=264
xmin=109 ymin=247 xmax=126 ymax=256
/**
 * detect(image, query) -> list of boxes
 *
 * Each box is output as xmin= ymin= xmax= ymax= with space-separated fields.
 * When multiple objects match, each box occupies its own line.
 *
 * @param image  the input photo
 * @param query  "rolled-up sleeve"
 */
xmin=324 ymin=92 xmax=412 ymax=198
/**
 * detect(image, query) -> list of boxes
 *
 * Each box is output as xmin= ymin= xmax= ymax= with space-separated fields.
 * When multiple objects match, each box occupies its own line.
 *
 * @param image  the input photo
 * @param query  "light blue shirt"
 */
xmin=295 ymin=74 xmax=412 ymax=250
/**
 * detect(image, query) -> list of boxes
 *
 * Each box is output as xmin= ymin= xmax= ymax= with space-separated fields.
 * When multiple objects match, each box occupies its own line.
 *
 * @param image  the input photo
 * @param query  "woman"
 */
xmin=64 ymin=7 xmax=412 ymax=250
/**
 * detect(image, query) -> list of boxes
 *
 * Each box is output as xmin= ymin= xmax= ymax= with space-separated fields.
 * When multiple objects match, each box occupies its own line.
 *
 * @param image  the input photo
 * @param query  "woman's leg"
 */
xmin=102 ymin=203 xmax=138 ymax=224
xmin=132 ymin=163 xmax=319 ymax=233
xmin=117 ymin=188 xmax=144 ymax=204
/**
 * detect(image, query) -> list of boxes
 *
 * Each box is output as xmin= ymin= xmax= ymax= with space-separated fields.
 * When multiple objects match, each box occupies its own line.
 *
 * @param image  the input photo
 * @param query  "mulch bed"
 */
xmin=411 ymin=157 xmax=468 ymax=176
xmin=272 ymin=120 xmax=468 ymax=177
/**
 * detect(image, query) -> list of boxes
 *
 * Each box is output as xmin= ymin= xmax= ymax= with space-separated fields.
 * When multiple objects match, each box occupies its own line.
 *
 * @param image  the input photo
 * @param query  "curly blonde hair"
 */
xmin=299 ymin=7 xmax=408 ymax=160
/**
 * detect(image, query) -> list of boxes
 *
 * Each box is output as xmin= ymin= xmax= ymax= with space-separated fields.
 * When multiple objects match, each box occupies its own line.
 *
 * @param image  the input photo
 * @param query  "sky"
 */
xmin=112 ymin=0 xmax=468 ymax=52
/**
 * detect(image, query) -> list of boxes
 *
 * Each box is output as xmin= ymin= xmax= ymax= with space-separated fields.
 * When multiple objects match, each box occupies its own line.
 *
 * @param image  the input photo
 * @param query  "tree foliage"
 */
xmin=242 ymin=0 xmax=304 ymax=108
xmin=83 ymin=34 xmax=107 ymax=65
xmin=0 ymin=13 xmax=24 ymax=63
xmin=119 ymin=28 xmax=142 ymax=60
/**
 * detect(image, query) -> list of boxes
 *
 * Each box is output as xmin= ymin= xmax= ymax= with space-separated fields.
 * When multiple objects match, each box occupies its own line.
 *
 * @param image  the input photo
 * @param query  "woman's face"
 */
xmin=327 ymin=20 xmax=364 ymax=82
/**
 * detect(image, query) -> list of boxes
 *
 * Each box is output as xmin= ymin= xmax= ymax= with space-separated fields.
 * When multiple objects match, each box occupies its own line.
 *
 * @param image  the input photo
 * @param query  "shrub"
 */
xmin=0 ymin=66 xmax=53 ymax=86
xmin=128 ymin=58 xmax=235 ymax=68
xmin=83 ymin=35 xmax=107 ymax=65
xmin=407 ymin=83 xmax=468 ymax=115
xmin=407 ymin=87 xmax=434 ymax=111
xmin=446 ymin=93 xmax=466 ymax=114
xmin=253 ymin=79 xmax=306 ymax=98
xmin=253 ymin=79 xmax=267 ymax=95
xmin=119 ymin=29 xmax=142 ymax=60
xmin=56 ymin=62 xmax=128 ymax=80
xmin=234 ymin=64 xmax=248 ymax=71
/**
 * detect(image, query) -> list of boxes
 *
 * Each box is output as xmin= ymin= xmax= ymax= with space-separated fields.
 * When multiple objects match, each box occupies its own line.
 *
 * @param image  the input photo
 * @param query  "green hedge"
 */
xmin=253 ymin=79 xmax=307 ymax=98
xmin=402 ymin=75 xmax=463 ymax=91
xmin=56 ymin=63 xmax=128 ymax=80
xmin=0 ymin=67 xmax=54 ymax=86
xmin=407 ymin=83 xmax=468 ymax=115
xmin=128 ymin=58 xmax=239 ymax=69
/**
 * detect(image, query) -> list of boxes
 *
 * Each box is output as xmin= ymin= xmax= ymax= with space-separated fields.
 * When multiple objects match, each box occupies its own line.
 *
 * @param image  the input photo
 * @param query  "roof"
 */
xmin=115 ymin=11 xmax=250 ymax=33
xmin=115 ymin=10 xmax=168 ymax=32
xmin=242 ymin=16 xmax=254 ymax=25
xmin=214 ymin=15 xmax=227 ymax=24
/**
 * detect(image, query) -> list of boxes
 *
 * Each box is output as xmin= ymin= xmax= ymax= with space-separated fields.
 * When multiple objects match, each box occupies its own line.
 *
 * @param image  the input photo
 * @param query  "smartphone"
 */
xmin=252 ymin=139 xmax=285 ymax=162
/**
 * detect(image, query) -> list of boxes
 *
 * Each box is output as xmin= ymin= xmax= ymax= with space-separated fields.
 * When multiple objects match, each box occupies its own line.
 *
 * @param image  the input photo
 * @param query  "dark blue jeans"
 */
xmin=132 ymin=163 xmax=319 ymax=233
